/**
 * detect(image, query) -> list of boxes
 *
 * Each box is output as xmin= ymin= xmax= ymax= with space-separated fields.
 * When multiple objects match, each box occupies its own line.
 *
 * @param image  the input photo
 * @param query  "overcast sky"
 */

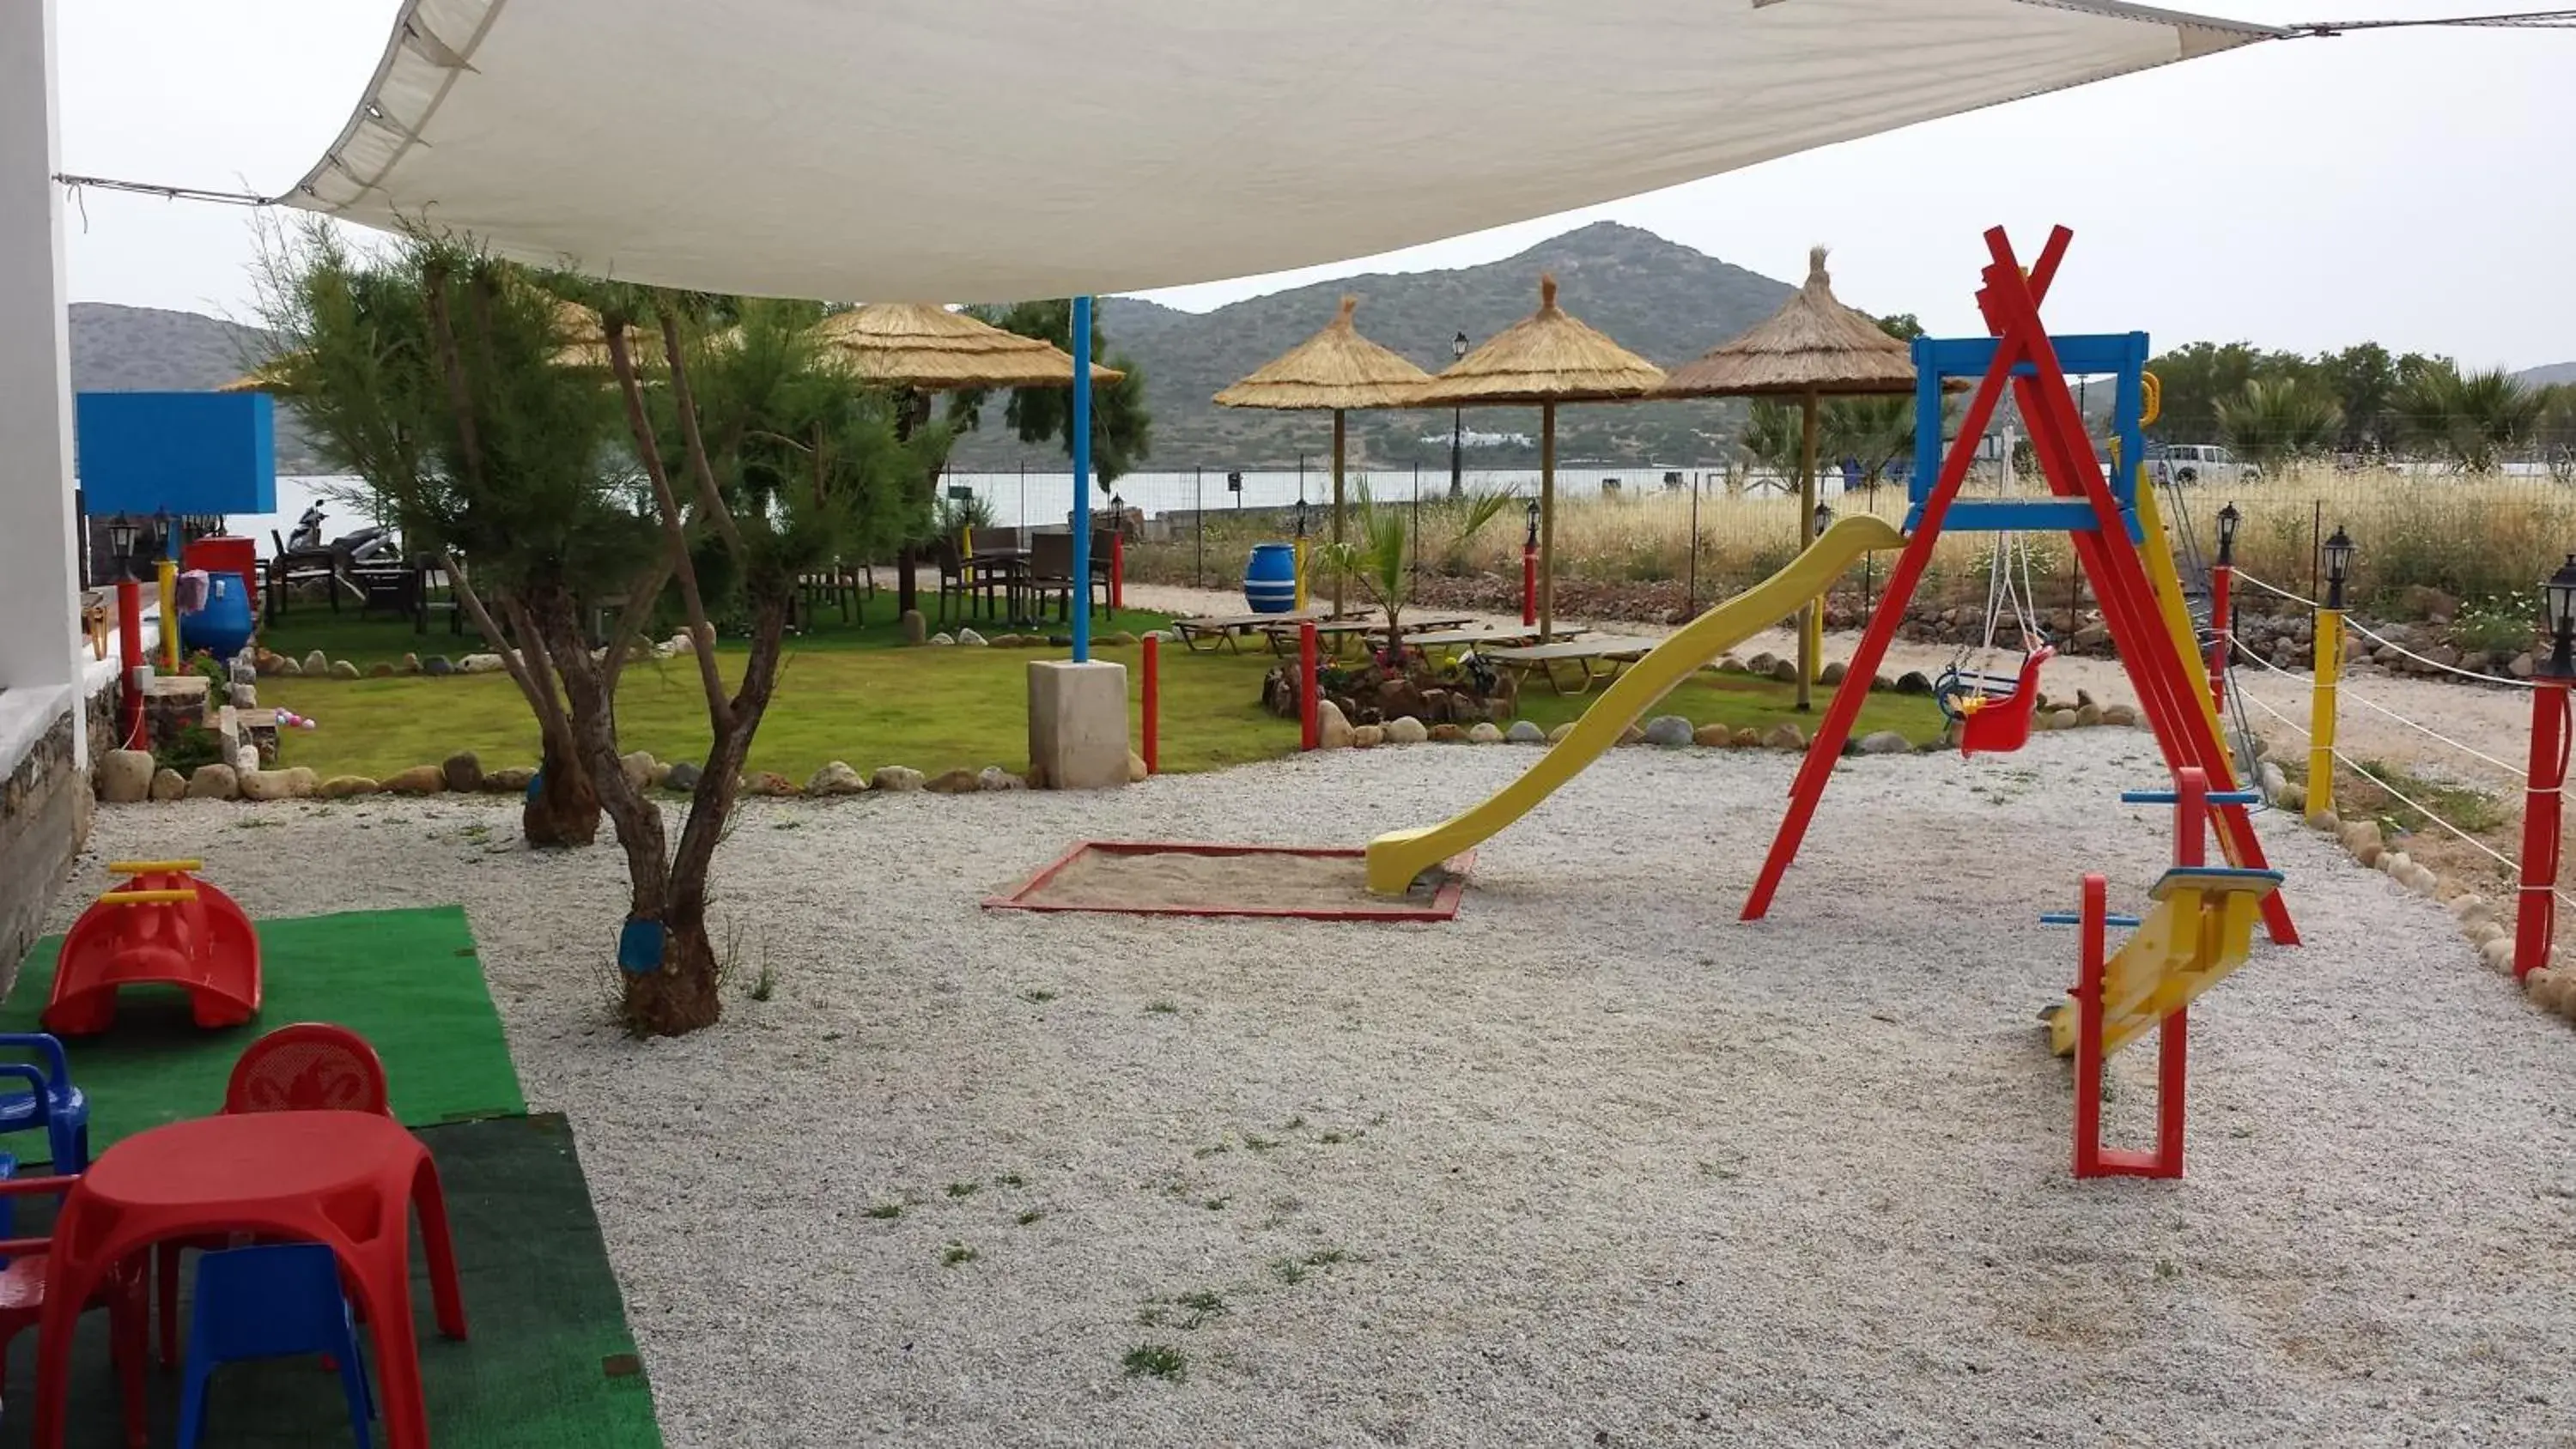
xmin=52 ymin=2 xmax=2573 ymax=370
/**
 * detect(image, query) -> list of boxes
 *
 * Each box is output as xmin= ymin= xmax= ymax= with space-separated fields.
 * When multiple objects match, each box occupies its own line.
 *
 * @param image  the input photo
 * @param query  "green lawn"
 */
xmin=248 ymin=601 xmax=1947 ymax=782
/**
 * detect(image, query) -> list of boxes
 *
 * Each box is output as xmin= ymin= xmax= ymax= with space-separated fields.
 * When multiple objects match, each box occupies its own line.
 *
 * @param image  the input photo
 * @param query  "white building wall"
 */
xmin=0 ymin=0 xmax=83 ymax=765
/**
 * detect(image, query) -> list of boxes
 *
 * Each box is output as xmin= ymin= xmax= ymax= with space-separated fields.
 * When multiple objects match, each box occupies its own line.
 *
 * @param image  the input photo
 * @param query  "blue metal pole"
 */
xmin=1070 ymin=294 xmax=1095 ymax=663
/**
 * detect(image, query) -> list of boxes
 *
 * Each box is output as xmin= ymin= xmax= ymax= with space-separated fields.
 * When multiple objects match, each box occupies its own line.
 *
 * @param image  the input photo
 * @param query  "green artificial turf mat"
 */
xmin=4 ymin=906 xmax=526 ymax=1163
xmin=1 ymin=1113 xmax=662 ymax=1448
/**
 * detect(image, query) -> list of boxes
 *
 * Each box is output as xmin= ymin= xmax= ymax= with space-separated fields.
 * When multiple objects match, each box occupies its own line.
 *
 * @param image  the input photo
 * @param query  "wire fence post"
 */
xmin=1194 ymin=464 xmax=1204 ymax=589
xmin=1687 ymin=470 xmax=1700 ymax=615
xmin=1411 ymin=462 xmax=1423 ymax=582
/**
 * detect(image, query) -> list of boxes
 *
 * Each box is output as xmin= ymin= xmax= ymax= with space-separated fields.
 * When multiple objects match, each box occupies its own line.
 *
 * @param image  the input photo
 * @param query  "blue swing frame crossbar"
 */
xmin=1906 ymin=331 xmax=2151 ymax=541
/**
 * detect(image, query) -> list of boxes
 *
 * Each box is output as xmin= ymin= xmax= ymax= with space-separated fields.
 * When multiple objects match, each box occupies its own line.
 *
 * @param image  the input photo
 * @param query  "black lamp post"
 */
xmin=2545 ymin=555 xmax=2576 ymax=680
xmin=1109 ymin=491 xmax=1123 ymax=530
xmin=106 ymin=518 xmax=139 ymax=581
xmin=2215 ymin=502 xmax=2241 ymax=567
xmin=1523 ymin=497 xmax=1540 ymax=553
xmin=2322 ymin=524 xmax=2355 ymax=610
xmin=1813 ymin=500 xmax=1834 ymax=539
xmin=1448 ymin=330 xmax=1469 ymax=499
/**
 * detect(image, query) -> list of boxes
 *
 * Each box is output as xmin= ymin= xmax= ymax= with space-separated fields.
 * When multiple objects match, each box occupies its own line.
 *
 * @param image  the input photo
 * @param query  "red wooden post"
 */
xmin=1140 ymin=634 xmax=1161 ymax=775
xmin=2152 ymin=998 xmax=2190 ymax=1179
xmin=116 ymin=578 xmax=144 ymax=751
xmin=1111 ymin=531 xmax=1125 ymax=612
xmin=2516 ymin=679 xmax=2568 ymax=976
xmin=2072 ymin=872 xmax=2109 ymax=1179
xmin=2207 ymin=562 xmax=2233 ymax=715
xmin=1521 ymin=542 xmax=1537 ymax=627
xmin=2173 ymin=766 xmax=2208 ymax=868
xmin=1299 ymin=621 xmax=1320 ymax=751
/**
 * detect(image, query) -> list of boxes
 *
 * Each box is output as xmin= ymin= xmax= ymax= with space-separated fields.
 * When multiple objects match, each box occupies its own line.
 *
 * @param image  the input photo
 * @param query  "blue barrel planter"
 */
xmin=180 ymin=572 xmax=256 ymax=660
xmin=1244 ymin=543 xmax=1298 ymax=614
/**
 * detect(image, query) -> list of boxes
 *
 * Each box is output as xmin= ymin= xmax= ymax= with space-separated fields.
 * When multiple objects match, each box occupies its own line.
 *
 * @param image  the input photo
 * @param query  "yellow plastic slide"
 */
xmin=1365 ymin=514 xmax=1909 ymax=894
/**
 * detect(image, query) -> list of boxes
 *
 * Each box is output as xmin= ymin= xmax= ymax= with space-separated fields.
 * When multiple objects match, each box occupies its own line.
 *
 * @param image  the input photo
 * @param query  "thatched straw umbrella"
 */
xmin=215 ymin=300 xmax=659 ymax=391
xmin=806 ymin=302 xmax=1121 ymax=618
xmin=1410 ymin=275 xmax=1663 ymax=640
xmin=1214 ymin=296 xmax=1432 ymax=616
xmin=810 ymin=302 xmax=1121 ymax=390
xmin=1654 ymin=247 xmax=1916 ymax=707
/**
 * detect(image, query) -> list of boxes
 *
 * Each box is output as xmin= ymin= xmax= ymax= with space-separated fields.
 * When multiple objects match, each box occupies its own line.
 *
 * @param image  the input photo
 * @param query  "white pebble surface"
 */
xmin=46 ymin=731 xmax=2576 ymax=1446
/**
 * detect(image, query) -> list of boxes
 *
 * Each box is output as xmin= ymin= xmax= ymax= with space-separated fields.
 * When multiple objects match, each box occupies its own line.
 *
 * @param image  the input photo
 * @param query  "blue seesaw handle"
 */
xmin=2119 ymin=789 xmax=2263 ymax=806
xmin=2038 ymin=911 xmax=2143 ymax=928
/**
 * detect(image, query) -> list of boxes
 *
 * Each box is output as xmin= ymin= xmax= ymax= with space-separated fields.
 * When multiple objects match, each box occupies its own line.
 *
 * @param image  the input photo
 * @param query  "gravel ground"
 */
xmin=45 ymin=733 xmax=2576 ymax=1447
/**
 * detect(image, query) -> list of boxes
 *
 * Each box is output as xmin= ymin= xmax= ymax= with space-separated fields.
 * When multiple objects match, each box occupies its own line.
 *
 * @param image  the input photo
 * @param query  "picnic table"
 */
xmin=1170 ymin=607 xmax=1336 ymax=654
xmin=1256 ymin=614 xmax=1479 ymax=657
xmin=31 ymin=1111 xmax=469 ymax=1449
xmin=1479 ymin=634 xmax=1665 ymax=694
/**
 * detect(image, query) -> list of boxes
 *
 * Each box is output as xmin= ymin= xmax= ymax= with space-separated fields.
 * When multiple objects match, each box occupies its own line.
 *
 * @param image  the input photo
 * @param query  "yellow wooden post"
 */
xmin=2307 ymin=606 xmax=2342 ymax=822
xmin=156 ymin=556 xmax=179 ymax=673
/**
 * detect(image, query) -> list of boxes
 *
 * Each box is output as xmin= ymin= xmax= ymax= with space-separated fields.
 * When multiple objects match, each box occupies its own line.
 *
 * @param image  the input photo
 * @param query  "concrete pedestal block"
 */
xmin=1028 ymin=659 xmax=1130 ymax=790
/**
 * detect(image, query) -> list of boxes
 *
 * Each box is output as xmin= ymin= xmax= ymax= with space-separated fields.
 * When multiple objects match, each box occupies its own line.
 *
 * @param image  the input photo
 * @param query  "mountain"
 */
xmin=951 ymin=221 xmax=1803 ymax=472
xmin=2518 ymin=361 xmax=2576 ymax=389
xmin=66 ymin=223 xmax=1819 ymax=477
xmin=68 ymin=303 xmax=319 ymax=471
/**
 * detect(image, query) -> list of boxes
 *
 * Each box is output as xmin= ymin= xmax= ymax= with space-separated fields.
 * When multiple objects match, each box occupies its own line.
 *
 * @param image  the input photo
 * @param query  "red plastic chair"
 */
xmin=158 ymin=1025 xmax=392 ymax=1365
xmin=223 ymin=1024 xmax=391 ymax=1116
xmin=0 ymin=1174 xmax=149 ymax=1448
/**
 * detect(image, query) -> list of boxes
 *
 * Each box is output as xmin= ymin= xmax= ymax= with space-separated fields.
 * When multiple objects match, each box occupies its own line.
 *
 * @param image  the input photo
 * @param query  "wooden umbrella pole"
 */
xmin=1332 ymin=408 xmax=1346 ymax=619
xmin=1540 ymin=401 xmax=1558 ymax=642
xmin=1797 ymin=388 xmax=1819 ymax=711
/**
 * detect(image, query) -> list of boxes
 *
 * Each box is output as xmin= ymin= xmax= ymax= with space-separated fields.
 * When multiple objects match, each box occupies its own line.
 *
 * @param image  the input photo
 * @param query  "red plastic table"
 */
xmin=30 ymin=1112 xmax=468 ymax=1448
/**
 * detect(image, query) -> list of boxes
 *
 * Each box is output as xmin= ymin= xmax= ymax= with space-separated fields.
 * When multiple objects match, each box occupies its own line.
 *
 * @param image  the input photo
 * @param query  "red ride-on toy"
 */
xmin=46 ymin=861 xmax=261 ymax=1036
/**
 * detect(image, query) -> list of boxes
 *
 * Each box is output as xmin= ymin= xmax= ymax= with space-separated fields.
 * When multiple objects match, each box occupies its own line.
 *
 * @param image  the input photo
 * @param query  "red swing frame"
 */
xmin=1742 ymin=225 xmax=2296 ymax=947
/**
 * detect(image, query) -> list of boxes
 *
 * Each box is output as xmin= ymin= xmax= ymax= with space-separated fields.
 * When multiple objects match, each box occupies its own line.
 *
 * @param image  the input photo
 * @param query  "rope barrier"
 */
xmin=2228 ymin=647 xmax=2576 ymax=910
xmin=2227 ymin=568 xmax=2535 ymax=689
xmin=2227 ymin=635 xmax=2528 ymax=779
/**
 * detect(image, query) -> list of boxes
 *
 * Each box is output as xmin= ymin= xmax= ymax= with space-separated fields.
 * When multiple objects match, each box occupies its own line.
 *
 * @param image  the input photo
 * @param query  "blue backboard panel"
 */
xmin=75 ymin=391 xmax=277 ymax=515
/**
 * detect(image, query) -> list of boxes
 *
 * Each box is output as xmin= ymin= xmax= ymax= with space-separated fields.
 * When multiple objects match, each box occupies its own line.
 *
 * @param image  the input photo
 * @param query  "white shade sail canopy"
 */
xmin=287 ymin=0 xmax=2276 ymax=302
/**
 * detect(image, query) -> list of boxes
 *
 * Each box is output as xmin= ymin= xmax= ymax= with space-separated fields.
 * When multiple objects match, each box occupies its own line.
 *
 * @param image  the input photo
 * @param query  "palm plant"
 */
xmin=1821 ymin=394 xmax=1916 ymax=488
xmin=2215 ymin=377 xmax=2343 ymax=467
xmin=1432 ymin=485 xmax=1525 ymax=574
xmin=1316 ymin=483 xmax=1416 ymax=656
xmin=2397 ymin=362 xmax=2542 ymax=473
xmin=1739 ymin=399 xmax=1804 ymax=494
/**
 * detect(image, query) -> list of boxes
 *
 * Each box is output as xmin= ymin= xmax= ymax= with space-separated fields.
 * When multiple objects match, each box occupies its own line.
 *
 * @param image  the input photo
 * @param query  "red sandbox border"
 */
xmin=982 ymin=841 xmax=1471 ymax=921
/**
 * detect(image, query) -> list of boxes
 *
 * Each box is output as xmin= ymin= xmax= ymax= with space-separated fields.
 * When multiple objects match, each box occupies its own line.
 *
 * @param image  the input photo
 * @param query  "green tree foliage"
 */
xmin=253 ymin=222 xmax=660 ymax=846
xmin=951 ymin=300 xmax=1153 ymax=487
xmin=2215 ymin=377 xmax=2344 ymax=466
xmin=2538 ymin=385 xmax=2576 ymax=484
xmin=1821 ymin=394 xmax=1915 ymax=487
xmin=1738 ymin=399 xmax=1805 ymax=490
xmin=2396 ymin=362 xmax=2543 ymax=473
xmin=557 ymin=291 xmax=937 ymax=1035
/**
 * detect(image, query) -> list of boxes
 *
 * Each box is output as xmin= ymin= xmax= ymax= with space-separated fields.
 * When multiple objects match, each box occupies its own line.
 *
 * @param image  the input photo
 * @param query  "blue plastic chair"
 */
xmin=0 ymin=1033 xmax=88 ymax=1172
xmin=177 ymin=1244 xmax=375 ymax=1449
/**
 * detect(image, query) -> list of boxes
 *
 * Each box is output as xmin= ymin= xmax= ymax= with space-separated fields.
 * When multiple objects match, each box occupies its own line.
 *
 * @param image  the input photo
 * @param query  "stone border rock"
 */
xmin=2281 ymin=787 xmax=2576 ymax=1030
xmin=95 ymin=748 xmax=1051 ymax=806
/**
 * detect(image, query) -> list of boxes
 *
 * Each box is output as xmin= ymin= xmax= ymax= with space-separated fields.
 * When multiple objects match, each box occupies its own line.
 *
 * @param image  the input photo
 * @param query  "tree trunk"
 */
xmin=521 ymin=725 xmax=600 ymax=847
xmin=623 ymin=895 xmax=722 ymax=1036
xmin=896 ymin=543 xmax=919 ymax=620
